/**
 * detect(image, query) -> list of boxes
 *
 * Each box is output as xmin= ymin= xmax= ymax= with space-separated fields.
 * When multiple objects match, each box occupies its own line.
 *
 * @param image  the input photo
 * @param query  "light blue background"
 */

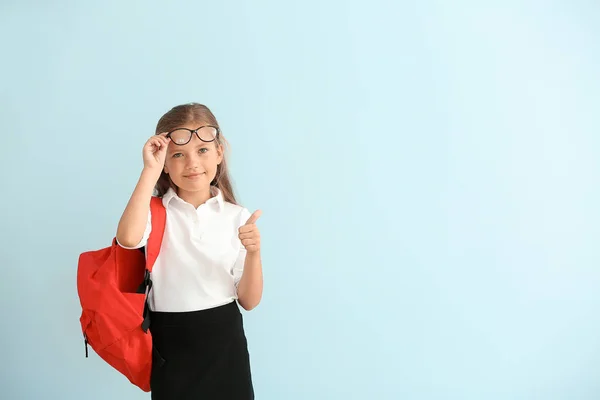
xmin=1 ymin=1 xmax=599 ymax=399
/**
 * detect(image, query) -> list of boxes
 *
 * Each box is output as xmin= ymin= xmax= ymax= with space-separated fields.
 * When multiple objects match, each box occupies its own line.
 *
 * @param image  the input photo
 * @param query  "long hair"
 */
xmin=153 ymin=103 xmax=238 ymax=205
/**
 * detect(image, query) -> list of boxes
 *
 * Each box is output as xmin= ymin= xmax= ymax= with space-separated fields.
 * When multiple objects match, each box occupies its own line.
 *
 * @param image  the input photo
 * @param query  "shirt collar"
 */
xmin=162 ymin=185 xmax=224 ymax=211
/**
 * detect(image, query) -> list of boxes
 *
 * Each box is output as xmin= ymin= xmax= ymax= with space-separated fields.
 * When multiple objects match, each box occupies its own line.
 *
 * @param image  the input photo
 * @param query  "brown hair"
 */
xmin=154 ymin=103 xmax=238 ymax=205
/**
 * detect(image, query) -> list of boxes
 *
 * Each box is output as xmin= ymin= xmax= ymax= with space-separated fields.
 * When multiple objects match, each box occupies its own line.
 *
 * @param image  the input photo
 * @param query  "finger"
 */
xmin=242 ymin=239 xmax=260 ymax=247
xmin=158 ymin=137 xmax=170 ymax=149
xmin=245 ymin=210 xmax=262 ymax=225
xmin=239 ymin=232 xmax=259 ymax=240
xmin=238 ymin=225 xmax=258 ymax=234
xmin=157 ymin=134 xmax=169 ymax=144
xmin=148 ymin=139 xmax=161 ymax=151
xmin=152 ymin=137 xmax=169 ymax=151
xmin=156 ymin=140 xmax=167 ymax=152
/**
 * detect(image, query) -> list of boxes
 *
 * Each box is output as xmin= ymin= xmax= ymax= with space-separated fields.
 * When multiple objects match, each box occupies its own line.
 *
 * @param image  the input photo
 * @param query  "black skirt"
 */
xmin=149 ymin=301 xmax=254 ymax=400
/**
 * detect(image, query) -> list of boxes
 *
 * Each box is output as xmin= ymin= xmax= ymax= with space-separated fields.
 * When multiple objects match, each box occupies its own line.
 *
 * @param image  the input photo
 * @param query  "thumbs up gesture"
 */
xmin=238 ymin=210 xmax=262 ymax=254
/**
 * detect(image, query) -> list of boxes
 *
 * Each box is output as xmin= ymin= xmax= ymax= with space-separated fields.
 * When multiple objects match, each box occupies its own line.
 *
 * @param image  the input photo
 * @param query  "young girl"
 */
xmin=115 ymin=103 xmax=262 ymax=399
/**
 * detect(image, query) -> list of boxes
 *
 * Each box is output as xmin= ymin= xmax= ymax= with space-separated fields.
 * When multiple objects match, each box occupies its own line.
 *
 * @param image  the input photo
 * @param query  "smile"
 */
xmin=184 ymin=172 xmax=206 ymax=179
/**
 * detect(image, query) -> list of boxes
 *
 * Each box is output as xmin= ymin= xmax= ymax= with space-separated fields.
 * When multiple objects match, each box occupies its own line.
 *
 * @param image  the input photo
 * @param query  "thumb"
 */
xmin=245 ymin=210 xmax=262 ymax=225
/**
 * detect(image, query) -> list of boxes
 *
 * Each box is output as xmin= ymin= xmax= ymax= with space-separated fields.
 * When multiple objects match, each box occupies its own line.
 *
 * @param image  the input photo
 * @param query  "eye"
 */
xmin=199 ymin=148 xmax=209 ymax=154
xmin=172 ymin=153 xmax=183 ymax=158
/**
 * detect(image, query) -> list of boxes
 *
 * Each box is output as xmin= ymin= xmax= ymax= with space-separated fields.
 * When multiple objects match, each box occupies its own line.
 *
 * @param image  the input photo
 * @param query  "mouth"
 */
xmin=184 ymin=172 xmax=206 ymax=179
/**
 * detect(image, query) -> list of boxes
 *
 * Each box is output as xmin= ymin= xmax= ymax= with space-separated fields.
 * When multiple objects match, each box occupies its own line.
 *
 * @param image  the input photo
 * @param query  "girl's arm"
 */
xmin=116 ymin=134 xmax=169 ymax=247
xmin=116 ymin=168 xmax=160 ymax=247
xmin=237 ymin=251 xmax=263 ymax=311
xmin=236 ymin=209 xmax=264 ymax=311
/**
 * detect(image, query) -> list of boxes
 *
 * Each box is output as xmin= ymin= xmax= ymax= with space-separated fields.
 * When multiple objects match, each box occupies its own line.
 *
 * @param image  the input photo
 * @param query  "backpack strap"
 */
xmin=146 ymin=196 xmax=166 ymax=272
xmin=140 ymin=196 xmax=166 ymax=333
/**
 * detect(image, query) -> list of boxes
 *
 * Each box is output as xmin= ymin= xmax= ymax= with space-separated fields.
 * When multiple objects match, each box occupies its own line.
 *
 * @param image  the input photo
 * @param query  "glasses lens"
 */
xmin=197 ymin=126 xmax=218 ymax=142
xmin=169 ymin=129 xmax=191 ymax=145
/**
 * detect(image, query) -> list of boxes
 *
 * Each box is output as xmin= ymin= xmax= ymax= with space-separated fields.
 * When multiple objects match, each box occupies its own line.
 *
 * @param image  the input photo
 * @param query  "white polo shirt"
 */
xmin=117 ymin=186 xmax=251 ymax=312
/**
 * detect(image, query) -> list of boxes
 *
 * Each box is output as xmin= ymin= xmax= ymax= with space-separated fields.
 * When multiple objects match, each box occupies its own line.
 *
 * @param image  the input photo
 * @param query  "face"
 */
xmin=163 ymin=122 xmax=223 ymax=194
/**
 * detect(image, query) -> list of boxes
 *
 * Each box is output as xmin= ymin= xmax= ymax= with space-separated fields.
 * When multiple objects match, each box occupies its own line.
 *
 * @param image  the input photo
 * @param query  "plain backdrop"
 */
xmin=1 ymin=1 xmax=599 ymax=399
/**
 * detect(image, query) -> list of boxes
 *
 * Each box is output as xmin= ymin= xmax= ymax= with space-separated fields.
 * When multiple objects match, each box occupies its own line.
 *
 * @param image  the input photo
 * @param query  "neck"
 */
xmin=177 ymin=186 xmax=213 ymax=208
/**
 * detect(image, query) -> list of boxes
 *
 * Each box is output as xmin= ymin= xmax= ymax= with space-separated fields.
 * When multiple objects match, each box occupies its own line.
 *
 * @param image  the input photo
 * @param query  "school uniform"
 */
xmin=118 ymin=186 xmax=255 ymax=399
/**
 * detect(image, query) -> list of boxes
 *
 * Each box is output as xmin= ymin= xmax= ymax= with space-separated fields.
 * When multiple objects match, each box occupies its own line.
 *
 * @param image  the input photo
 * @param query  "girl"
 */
xmin=115 ymin=103 xmax=262 ymax=399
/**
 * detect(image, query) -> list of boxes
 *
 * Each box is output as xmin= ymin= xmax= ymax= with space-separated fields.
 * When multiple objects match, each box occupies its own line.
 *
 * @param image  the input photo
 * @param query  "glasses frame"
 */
xmin=165 ymin=125 xmax=220 ymax=145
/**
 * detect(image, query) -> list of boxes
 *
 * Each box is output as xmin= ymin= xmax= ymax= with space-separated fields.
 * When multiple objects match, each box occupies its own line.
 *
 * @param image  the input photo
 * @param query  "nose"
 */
xmin=185 ymin=153 xmax=199 ymax=171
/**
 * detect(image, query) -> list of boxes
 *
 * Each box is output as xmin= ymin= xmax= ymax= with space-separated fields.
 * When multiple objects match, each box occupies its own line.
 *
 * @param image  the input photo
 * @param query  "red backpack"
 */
xmin=77 ymin=197 xmax=166 ymax=392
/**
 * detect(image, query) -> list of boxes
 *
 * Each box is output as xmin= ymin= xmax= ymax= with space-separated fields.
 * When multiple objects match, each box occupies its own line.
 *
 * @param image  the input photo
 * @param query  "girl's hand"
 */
xmin=239 ymin=210 xmax=262 ymax=253
xmin=142 ymin=133 xmax=170 ymax=172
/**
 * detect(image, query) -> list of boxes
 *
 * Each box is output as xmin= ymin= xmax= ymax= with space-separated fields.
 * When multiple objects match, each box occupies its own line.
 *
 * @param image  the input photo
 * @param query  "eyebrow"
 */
xmin=169 ymin=143 xmax=209 ymax=153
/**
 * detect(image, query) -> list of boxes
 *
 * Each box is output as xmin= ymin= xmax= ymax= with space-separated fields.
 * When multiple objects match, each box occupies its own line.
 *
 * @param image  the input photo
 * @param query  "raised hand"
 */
xmin=238 ymin=210 xmax=262 ymax=253
xmin=143 ymin=132 xmax=170 ymax=172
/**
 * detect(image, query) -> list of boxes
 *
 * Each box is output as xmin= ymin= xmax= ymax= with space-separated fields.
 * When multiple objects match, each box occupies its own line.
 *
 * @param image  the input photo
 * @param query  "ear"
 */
xmin=216 ymin=143 xmax=224 ymax=165
xmin=163 ymin=164 xmax=169 ymax=174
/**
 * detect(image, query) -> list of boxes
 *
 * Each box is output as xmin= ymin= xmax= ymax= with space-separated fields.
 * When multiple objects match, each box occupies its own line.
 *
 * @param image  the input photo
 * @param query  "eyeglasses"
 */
xmin=166 ymin=125 xmax=220 ymax=145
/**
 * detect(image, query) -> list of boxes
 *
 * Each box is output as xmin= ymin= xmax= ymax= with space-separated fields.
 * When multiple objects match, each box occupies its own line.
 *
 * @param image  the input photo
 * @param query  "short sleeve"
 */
xmin=232 ymin=207 xmax=252 ymax=288
xmin=116 ymin=208 xmax=152 ymax=250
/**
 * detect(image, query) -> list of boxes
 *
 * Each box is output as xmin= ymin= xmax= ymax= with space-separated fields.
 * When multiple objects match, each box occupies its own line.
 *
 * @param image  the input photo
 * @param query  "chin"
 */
xmin=171 ymin=177 xmax=203 ymax=189
xmin=178 ymin=182 xmax=209 ymax=192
